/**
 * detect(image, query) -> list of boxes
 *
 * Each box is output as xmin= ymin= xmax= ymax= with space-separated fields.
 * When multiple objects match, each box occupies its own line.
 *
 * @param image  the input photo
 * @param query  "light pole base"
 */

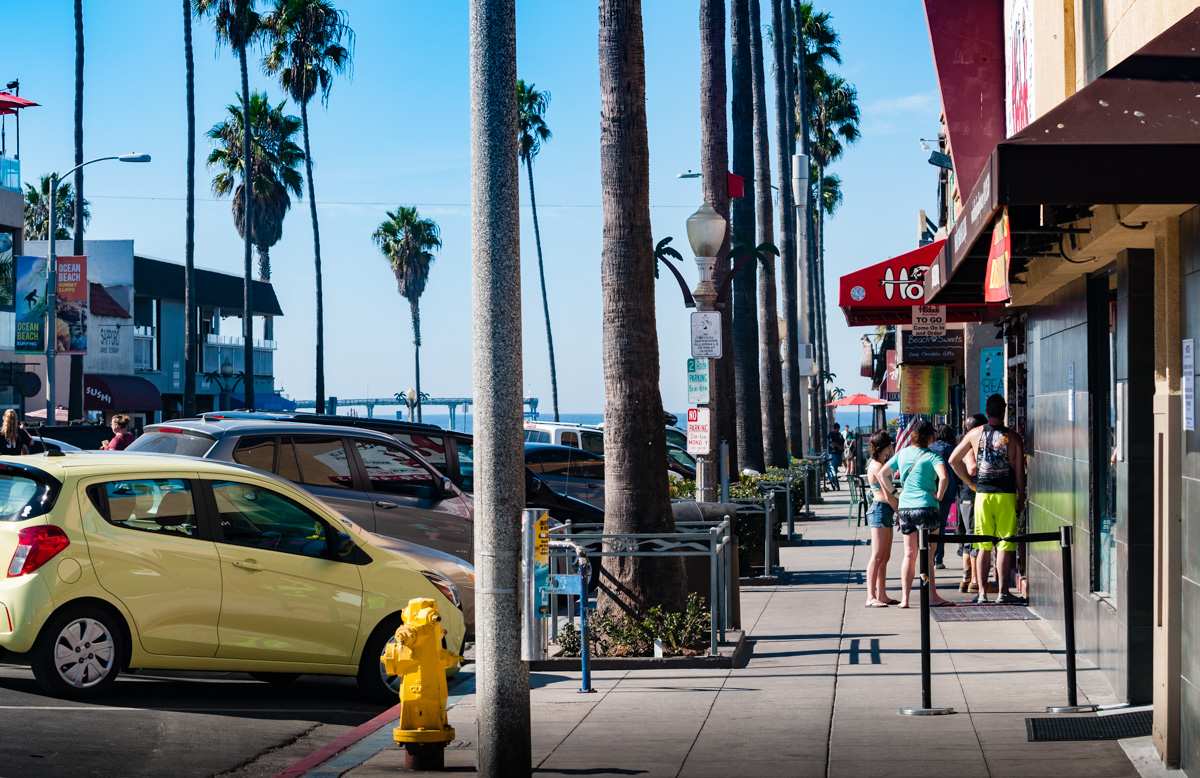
xmin=1045 ymin=704 xmax=1099 ymax=714
xmin=898 ymin=706 xmax=956 ymax=717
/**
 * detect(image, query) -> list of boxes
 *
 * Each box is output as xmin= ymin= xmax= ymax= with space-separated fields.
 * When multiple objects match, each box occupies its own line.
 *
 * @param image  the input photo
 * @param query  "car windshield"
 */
xmin=127 ymin=431 xmax=215 ymax=457
xmin=0 ymin=469 xmax=58 ymax=522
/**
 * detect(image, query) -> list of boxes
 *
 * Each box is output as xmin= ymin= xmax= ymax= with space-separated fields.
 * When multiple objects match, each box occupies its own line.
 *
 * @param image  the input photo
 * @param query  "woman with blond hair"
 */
xmin=0 ymin=409 xmax=31 ymax=455
xmin=863 ymin=430 xmax=899 ymax=607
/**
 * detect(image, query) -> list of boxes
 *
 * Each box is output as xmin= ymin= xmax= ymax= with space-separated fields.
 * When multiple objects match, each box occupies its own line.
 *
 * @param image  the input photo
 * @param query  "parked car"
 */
xmin=0 ymin=453 xmax=464 ymax=701
xmin=200 ymin=411 xmax=601 ymax=524
xmin=666 ymin=444 xmax=697 ymax=480
xmin=523 ymin=421 xmax=606 ymax=455
xmin=524 ymin=443 xmax=606 ymax=510
xmin=128 ymin=418 xmax=477 ymax=628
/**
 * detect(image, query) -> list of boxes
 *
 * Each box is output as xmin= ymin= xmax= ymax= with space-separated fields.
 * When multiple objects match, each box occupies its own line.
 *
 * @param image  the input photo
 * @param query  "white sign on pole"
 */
xmin=911 ymin=305 xmax=947 ymax=337
xmin=690 ymin=311 xmax=723 ymax=359
xmin=686 ymin=407 xmax=711 ymax=455
xmin=1184 ymin=339 xmax=1195 ymax=432
xmin=687 ymin=358 xmax=710 ymax=405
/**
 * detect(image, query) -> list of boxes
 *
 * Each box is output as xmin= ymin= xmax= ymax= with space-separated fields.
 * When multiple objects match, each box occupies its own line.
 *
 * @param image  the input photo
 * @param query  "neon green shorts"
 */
xmin=974 ymin=492 xmax=1019 ymax=551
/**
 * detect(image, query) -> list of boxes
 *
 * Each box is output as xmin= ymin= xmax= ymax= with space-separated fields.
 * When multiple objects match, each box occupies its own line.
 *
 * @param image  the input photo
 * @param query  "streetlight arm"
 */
xmin=52 ymin=156 xmax=120 ymax=182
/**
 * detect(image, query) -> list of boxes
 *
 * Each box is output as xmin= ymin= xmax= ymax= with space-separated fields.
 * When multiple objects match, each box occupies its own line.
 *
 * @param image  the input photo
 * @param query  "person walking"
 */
xmin=0 ymin=410 xmax=32 ymax=455
xmin=863 ymin=430 xmax=899 ymax=607
xmin=101 ymin=414 xmax=136 ymax=451
xmin=929 ymin=423 xmax=961 ymax=570
xmin=828 ymin=423 xmax=845 ymax=490
xmin=949 ymin=395 xmax=1026 ymax=604
xmin=877 ymin=419 xmax=951 ymax=608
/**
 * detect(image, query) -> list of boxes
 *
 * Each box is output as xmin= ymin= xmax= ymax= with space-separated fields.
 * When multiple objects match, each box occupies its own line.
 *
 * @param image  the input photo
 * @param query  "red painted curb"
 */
xmin=274 ymin=704 xmax=397 ymax=778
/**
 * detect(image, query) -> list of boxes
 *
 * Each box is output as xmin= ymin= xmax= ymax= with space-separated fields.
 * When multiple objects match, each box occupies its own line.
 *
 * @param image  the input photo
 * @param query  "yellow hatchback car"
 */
xmin=0 ymin=452 xmax=466 ymax=701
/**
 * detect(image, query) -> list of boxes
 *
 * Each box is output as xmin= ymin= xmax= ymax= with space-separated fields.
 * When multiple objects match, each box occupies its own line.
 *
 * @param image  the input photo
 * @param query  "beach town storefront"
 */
xmin=922 ymin=2 xmax=1200 ymax=770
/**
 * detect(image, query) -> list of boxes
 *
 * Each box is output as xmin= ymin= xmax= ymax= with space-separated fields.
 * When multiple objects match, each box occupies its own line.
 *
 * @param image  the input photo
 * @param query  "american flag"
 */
xmin=894 ymin=416 xmax=920 ymax=450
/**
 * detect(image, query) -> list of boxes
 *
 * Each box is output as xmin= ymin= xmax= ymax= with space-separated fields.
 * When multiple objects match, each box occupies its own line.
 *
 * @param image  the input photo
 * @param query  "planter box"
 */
xmin=531 ymin=630 xmax=750 ymax=671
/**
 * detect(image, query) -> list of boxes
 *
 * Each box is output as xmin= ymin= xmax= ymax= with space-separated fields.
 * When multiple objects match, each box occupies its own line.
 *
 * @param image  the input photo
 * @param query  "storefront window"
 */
xmin=1096 ymin=285 xmax=1118 ymax=599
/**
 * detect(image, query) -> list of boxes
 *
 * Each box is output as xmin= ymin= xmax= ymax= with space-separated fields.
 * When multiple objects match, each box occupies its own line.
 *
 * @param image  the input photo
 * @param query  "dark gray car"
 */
xmin=128 ymin=419 xmax=477 ymax=625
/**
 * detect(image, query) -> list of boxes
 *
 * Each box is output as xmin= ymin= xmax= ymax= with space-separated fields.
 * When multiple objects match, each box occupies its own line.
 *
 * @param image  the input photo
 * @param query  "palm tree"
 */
xmin=183 ymin=0 xmax=198 ymax=416
xmin=750 ymin=0 xmax=786 ymax=469
xmin=207 ymin=92 xmax=304 ymax=281
xmin=699 ymin=0 xmax=732 ymax=502
xmin=771 ymin=0 xmax=803 ymax=459
xmin=23 ymin=176 xmax=88 ymax=240
xmin=196 ymin=0 xmax=262 ymax=410
xmin=516 ymin=79 xmax=560 ymax=423
xmin=730 ymin=0 xmax=764 ymax=474
xmin=372 ymin=207 xmax=440 ymax=423
xmin=262 ymin=0 xmax=352 ymax=416
xmin=598 ymin=0 xmax=684 ymax=615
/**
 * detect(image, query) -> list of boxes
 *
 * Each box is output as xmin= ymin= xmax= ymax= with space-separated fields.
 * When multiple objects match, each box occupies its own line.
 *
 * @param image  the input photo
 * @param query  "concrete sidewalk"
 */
xmin=315 ymin=490 xmax=1141 ymax=778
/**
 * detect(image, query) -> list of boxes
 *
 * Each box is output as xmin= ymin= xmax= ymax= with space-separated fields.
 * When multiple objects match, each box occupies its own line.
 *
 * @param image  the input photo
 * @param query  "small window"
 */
xmin=568 ymin=457 xmax=605 ymax=481
xmin=232 ymin=436 xmax=275 ymax=472
xmin=529 ymin=451 xmax=572 ymax=476
xmin=560 ymin=431 xmax=579 ymax=448
xmin=354 ymin=441 xmax=438 ymax=499
xmin=92 ymin=478 xmax=197 ymax=538
xmin=524 ymin=429 xmax=550 ymax=443
xmin=128 ymin=431 xmax=214 ymax=457
xmin=394 ymin=432 xmax=448 ymax=470
xmin=580 ymin=432 xmax=605 ymax=455
xmin=289 ymin=436 xmax=353 ymax=490
xmin=210 ymin=480 xmax=330 ymax=558
xmin=0 ymin=469 xmax=59 ymax=522
xmin=456 ymin=439 xmax=474 ymax=494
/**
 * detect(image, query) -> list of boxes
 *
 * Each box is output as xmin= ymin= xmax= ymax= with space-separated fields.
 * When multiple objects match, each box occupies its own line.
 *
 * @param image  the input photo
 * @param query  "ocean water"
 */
xmin=356 ymin=408 xmax=896 ymax=436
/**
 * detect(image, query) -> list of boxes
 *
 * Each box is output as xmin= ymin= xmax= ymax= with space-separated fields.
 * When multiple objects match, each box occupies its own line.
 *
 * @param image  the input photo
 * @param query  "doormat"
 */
xmin=930 ymin=604 xmax=1037 ymax=622
xmin=1025 ymin=710 xmax=1151 ymax=742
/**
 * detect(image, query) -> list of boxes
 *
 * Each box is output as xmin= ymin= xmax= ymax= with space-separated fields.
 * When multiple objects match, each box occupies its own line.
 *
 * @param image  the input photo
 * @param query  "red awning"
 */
xmin=839 ymin=240 xmax=1005 ymax=325
xmin=0 ymin=93 xmax=38 ymax=111
xmin=84 ymin=374 xmax=162 ymax=412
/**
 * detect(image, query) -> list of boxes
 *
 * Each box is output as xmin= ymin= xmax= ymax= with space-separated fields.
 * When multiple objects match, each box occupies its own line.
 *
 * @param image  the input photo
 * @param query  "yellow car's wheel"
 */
xmin=31 ymin=605 xmax=125 ymax=699
xmin=357 ymin=614 xmax=403 ymax=703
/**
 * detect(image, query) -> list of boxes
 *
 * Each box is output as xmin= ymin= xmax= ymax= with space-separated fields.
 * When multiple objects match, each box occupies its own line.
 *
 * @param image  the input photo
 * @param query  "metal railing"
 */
xmin=545 ymin=517 xmax=734 ymax=657
xmin=0 ymin=156 xmax=19 ymax=192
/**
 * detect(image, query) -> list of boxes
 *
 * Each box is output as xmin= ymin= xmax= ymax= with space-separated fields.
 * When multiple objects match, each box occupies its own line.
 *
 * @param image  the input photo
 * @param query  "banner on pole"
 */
xmin=55 ymin=255 xmax=88 ymax=354
xmin=15 ymin=255 xmax=47 ymax=353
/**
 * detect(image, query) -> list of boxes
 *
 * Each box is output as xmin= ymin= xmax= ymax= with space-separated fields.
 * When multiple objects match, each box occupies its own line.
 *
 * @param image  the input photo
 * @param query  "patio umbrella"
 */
xmin=0 ymin=93 xmax=38 ymax=110
xmin=25 ymin=406 xmax=69 ymax=423
xmin=826 ymin=393 xmax=890 ymax=433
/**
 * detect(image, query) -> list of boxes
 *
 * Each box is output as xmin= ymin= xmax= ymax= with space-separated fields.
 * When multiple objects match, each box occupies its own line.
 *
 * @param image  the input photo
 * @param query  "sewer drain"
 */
xmin=930 ymin=604 xmax=1037 ymax=622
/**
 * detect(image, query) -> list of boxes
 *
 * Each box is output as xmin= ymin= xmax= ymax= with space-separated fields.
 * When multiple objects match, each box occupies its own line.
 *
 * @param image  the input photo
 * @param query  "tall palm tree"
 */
xmin=771 ymin=0 xmax=802 ymax=460
xmin=730 ymin=0 xmax=764 ymax=474
xmin=598 ymin=0 xmax=684 ymax=615
xmin=262 ymin=0 xmax=352 ymax=416
xmin=372 ymin=207 xmax=440 ymax=423
xmin=23 ymin=176 xmax=88 ymax=240
xmin=699 ymin=0 xmax=731 ymax=501
xmin=71 ymin=0 xmax=86 ymax=421
xmin=516 ymin=79 xmax=560 ymax=423
xmin=207 ymin=92 xmax=304 ymax=281
xmin=196 ymin=0 xmax=261 ymax=409
xmin=750 ymin=0 xmax=786 ymax=469
xmin=183 ymin=0 xmax=198 ymax=417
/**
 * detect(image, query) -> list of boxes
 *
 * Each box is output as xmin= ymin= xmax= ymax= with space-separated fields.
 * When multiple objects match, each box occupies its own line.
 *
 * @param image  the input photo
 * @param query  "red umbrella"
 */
xmin=0 ymin=93 xmax=38 ymax=110
xmin=827 ymin=393 xmax=890 ymax=433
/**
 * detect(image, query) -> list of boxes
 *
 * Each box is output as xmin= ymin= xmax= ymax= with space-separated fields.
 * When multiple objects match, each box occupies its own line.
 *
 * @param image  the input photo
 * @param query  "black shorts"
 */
xmin=896 ymin=507 xmax=941 ymax=536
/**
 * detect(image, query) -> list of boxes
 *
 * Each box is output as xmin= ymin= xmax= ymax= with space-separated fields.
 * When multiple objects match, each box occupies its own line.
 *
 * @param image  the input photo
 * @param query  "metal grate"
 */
xmin=930 ymin=604 xmax=1037 ymax=622
xmin=1026 ymin=711 xmax=1152 ymax=742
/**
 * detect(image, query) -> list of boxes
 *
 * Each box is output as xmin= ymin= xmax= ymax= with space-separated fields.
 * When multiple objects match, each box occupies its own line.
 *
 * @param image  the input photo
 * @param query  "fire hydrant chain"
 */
xmin=381 ymin=597 xmax=462 ymax=771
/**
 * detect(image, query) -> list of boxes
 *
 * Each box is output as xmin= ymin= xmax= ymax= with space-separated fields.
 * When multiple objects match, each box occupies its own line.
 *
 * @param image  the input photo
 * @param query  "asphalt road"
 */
xmin=0 ymin=661 xmax=385 ymax=777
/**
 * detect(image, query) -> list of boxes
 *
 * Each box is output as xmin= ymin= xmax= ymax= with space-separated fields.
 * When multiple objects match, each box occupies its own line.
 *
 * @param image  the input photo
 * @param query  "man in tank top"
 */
xmin=948 ymin=394 xmax=1026 ymax=604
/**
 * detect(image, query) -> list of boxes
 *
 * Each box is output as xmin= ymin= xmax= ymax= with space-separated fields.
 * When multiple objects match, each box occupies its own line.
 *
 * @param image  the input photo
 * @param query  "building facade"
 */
xmin=922 ymin=1 xmax=1200 ymax=771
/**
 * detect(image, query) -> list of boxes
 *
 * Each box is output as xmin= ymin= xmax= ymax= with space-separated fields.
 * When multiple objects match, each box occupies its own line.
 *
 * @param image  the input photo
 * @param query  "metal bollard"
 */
xmin=899 ymin=528 xmax=956 ymax=717
xmin=763 ymin=492 xmax=774 ymax=576
xmin=719 ymin=440 xmax=730 ymax=503
xmin=1047 ymin=526 xmax=1098 ymax=713
xmin=709 ymin=525 xmax=720 ymax=656
xmin=785 ymin=471 xmax=795 ymax=542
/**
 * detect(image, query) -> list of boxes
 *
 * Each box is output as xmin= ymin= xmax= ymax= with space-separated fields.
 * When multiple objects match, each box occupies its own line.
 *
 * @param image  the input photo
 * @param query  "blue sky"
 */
xmin=6 ymin=0 xmax=938 ymax=413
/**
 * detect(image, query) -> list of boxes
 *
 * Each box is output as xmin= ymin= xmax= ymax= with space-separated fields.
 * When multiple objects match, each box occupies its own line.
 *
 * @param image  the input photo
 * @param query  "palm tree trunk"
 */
xmin=411 ymin=298 xmax=422 ymax=423
xmin=526 ymin=157 xmax=559 ymax=422
xmin=183 ymin=0 xmax=197 ymax=417
xmin=812 ymin=165 xmax=829 ymax=453
xmin=598 ymin=0 xmax=683 ymax=615
xmin=300 ymin=100 xmax=326 ymax=416
xmin=699 ymin=0 xmax=730 ymax=501
xmin=750 ymin=0 xmax=785 ymax=470
xmin=258 ymin=245 xmax=273 ymax=342
xmin=773 ymin=0 xmax=802 ymax=460
xmin=69 ymin=0 xmax=85 ymax=422
xmin=239 ymin=46 xmax=256 ymax=410
xmin=730 ymin=0 xmax=764 ymax=474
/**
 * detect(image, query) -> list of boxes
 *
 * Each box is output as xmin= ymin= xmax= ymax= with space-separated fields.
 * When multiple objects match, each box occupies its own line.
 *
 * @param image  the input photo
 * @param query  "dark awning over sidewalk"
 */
xmin=84 ymin=374 xmax=162 ymax=412
xmin=925 ymin=8 xmax=1200 ymax=304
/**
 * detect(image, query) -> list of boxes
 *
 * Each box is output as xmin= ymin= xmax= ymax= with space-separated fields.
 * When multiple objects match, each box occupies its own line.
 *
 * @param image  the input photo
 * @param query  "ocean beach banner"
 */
xmin=55 ymin=255 xmax=88 ymax=354
xmin=15 ymin=255 xmax=47 ymax=353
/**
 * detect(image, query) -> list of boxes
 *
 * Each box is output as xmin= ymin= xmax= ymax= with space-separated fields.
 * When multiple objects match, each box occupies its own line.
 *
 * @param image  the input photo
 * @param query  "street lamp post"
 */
xmin=45 ymin=153 xmax=150 ymax=422
xmin=204 ymin=359 xmax=244 ymax=411
xmin=686 ymin=203 xmax=727 ymax=502
xmin=791 ymin=152 xmax=811 ymax=453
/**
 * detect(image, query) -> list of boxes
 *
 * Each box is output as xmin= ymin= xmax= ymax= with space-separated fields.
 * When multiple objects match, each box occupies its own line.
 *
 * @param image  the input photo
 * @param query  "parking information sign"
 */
xmin=686 ymin=407 xmax=711 ymax=455
xmin=687 ymin=358 xmax=710 ymax=405
xmin=690 ymin=311 xmax=722 ymax=359
xmin=911 ymin=304 xmax=946 ymax=337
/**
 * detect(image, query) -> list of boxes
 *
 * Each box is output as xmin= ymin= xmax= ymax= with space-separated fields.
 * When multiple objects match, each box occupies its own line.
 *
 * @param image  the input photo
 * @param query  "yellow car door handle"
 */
xmin=231 ymin=559 xmax=262 ymax=572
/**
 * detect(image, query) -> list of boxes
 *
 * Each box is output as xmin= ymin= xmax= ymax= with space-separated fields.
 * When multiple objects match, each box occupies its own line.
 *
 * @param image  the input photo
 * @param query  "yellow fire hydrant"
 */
xmin=381 ymin=597 xmax=461 ymax=770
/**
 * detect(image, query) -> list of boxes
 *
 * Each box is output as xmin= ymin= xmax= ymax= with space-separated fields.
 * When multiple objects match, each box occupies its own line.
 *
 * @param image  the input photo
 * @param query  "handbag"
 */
xmin=945 ymin=501 xmax=960 ymax=533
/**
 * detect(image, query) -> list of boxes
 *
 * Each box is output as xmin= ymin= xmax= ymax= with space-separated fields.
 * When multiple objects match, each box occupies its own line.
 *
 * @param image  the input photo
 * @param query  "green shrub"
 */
xmin=551 ymin=594 xmax=712 ymax=658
